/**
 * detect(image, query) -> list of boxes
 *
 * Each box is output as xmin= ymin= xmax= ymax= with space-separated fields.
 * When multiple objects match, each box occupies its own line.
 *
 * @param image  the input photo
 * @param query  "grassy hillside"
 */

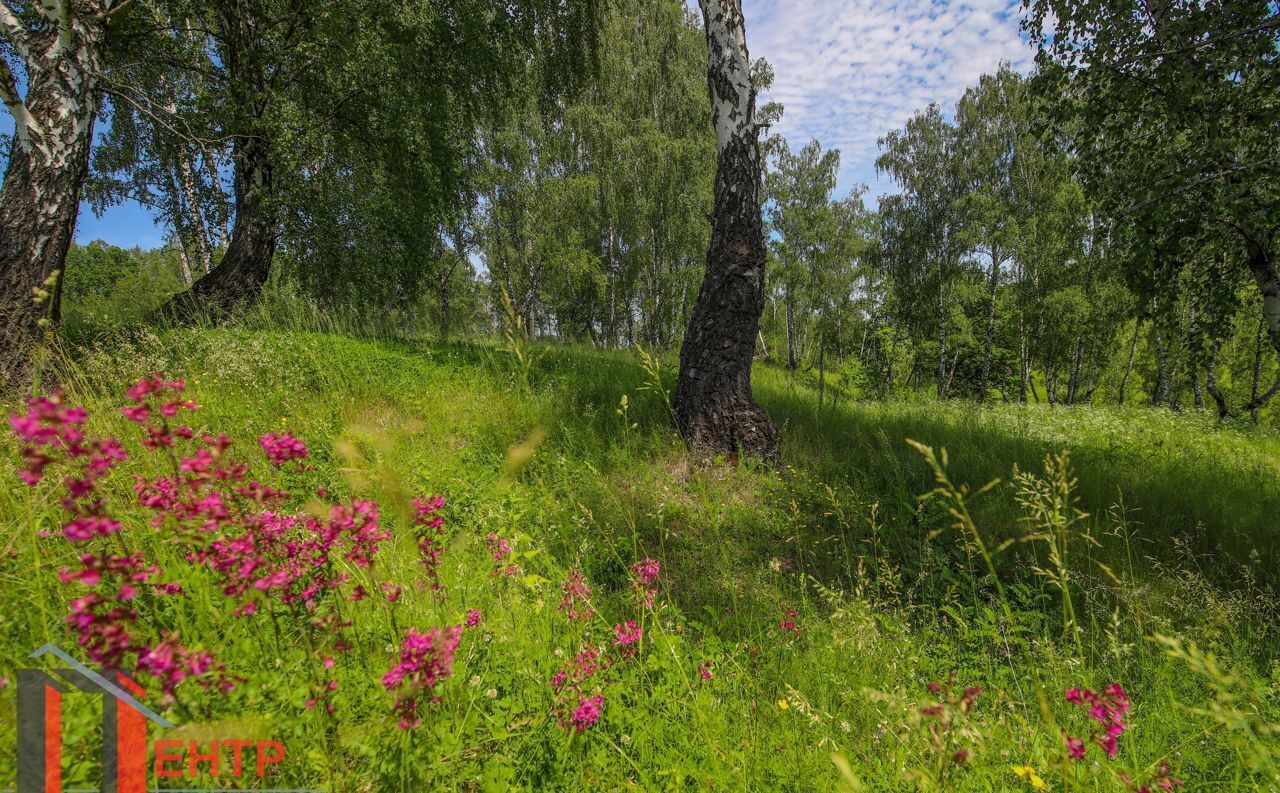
xmin=2 ymin=329 xmax=1277 ymax=791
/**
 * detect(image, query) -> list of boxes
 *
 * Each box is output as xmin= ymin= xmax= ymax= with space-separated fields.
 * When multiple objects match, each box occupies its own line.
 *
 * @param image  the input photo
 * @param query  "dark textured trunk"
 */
xmin=159 ymin=4 xmax=275 ymax=322
xmin=0 ymin=8 xmax=106 ymax=387
xmin=976 ymin=248 xmax=1001 ymax=404
xmin=1246 ymin=240 xmax=1280 ymax=360
xmin=672 ymin=0 xmax=777 ymax=458
xmin=160 ymin=136 xmax=274 ymax=321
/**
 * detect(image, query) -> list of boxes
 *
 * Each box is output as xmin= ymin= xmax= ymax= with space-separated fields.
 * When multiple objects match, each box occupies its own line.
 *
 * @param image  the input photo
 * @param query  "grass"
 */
xmin=1 ymin=327 xmax=1278 ymax=791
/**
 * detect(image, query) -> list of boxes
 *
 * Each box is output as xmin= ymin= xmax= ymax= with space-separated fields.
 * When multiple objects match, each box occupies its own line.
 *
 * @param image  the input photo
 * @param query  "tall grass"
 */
xmin=0 ymin=328 xmax=1276 ymax=791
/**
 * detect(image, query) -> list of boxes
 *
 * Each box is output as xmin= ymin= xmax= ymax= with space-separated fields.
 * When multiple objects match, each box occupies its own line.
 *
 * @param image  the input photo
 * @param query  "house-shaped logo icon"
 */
xmin=17 ymin=643 xmax=174 ymax=793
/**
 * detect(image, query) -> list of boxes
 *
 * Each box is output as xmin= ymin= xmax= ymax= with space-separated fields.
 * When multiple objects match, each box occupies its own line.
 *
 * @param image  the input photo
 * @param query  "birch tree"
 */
xmin=672 ymin=0 xmax=777 ymax=457
xmin=0 ymin=0 xmax=125 ymax=385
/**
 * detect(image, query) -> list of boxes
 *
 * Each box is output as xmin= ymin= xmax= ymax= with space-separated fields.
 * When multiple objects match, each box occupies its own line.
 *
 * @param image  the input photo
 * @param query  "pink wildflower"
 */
xmin=412 ymin=495 xmax=448 ymax=592
xmin=259 ymin=432 xmax=308 ymax=466
xmin=699 ymin=661 xmax=714 ymax=680
xmin=779 ymin=608 xmax=800 ymax=636
xmin=568 ymin=694 xmax=604 ymax=733
xmin=559 ymin=569 xmax=593 ymax=621
xmin=465 ymin=609 xmax=482 ymax=628
xmin=1066 ymin=735 xmax=1087 ymax=761
xmin=136 ymin=634 xmax=227 ymax=699
xmin=612 ymin=620 xmax=643 ymax=657
xmin=629 ymin=557 xmax=660 ymax=607
xmin=383 ymin=626 xmax=463 ymax=729
xmin=486 ymin=532 xmax=517 ymax=576
xmin=1064 ymin=683 xmax=1130 ymax=760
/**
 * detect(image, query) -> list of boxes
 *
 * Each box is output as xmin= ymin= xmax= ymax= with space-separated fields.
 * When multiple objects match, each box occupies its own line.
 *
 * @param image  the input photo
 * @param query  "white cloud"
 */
xmin=734 ymin=0 xmax=1034 ymax=205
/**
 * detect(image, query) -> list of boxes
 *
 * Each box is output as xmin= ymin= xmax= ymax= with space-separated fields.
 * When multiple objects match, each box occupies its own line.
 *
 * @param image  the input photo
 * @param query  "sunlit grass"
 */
xmin=0 ymin=328 xmax=1276 ymax=791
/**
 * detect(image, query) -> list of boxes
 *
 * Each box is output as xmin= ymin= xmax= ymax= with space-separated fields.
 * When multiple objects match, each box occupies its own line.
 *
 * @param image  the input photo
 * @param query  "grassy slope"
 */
xmin=1 ymin=328 xmax=1277 ymax=791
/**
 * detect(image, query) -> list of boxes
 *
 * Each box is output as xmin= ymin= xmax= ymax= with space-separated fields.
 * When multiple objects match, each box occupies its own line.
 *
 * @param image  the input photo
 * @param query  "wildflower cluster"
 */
xmin=1064 ymin=683 xmax=1129 ymax=759
xmin=558 ymin=568 xmax=593 ymax=621
xmin=259 ymin=432 xmax=308 ymax=466
xmin=779 ymin=607 xmax=801 ymax=636
xmin=383 ymin=626 xmax=463 ymax=730
xmin=612 ymin=620 xmax=642 ymax=658
xmin=413 ymin=495 xmax=448 ymax=593
xmin=917 ymin=677 xmax=983 ymax=778
xmin=546 ymin=559 xmax=661 ymax=733
xmin=550 ymin=647 xmax=609 ymax=732
xmin=9 ymin=385 xmax=229 ymax=697
xmin=486 ymin=532 xmax=516 ymax=577
xmin=7 ymin=379 xmax=458 ymax=720
xmin=121 ymin=377 xmax=197 ymax=449
xmin=11 ymin=390 xmax=127 ymax=537
xmin=629 ymin=557 xmax=660 ymax=608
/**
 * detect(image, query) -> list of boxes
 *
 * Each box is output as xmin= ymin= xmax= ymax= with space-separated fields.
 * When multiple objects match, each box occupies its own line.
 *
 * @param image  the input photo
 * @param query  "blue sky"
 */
xmin=739 ymin=0 xmax=1034 ymax=202
xmin=2 ymin=0 xmax=1032 ymax=249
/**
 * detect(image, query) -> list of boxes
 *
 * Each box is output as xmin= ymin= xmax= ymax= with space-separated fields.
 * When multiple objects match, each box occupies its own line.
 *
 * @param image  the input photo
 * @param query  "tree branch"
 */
xmin=99 ymin=79 xmax=239 ymax=148
xmin=1122 ymin=154 xmax=1280 ymax=216
xmin=0 ymin=53 xmax=40 ymax=149
xmin=0 ymin=1 xmax=31 ymax=58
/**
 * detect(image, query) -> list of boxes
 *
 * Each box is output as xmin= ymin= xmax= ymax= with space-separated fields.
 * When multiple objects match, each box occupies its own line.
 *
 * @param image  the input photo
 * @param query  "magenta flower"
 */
xmin=383 ymin=626 xmax=463 ymax=729
xmin=1064 ymin=683 xmax=1130 ymax=760
xmin=259 ymin=432 xmax=308 ymax=466
xmin=699 ymin=661 xmax=714 ymax=680
xmin=569 ymin=694 xmax=604 ymax=733
xmin=612 ymin=620 xmax=643 ymax=657
xmin=412 ymin=495 xmax=448 ymax=592
xmin=779 ymin=608 xmax=801 ymax=636
xmin=465 ymin=609 xmax=482 ymax=627
xmin=559 ymin=569 xmax=593 ymax=621
xmin=137 ymin=634 xmax=220 ymax=699
xmin=629 ymin=557 xmax=660 ymax=607
xmin=1066 ymin=735 xmax=1087 ymax=761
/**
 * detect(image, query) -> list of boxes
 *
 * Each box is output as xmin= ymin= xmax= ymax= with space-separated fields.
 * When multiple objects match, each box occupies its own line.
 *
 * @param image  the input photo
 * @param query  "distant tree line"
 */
xmin=4 ymin=0 xmax=1277 ymax=426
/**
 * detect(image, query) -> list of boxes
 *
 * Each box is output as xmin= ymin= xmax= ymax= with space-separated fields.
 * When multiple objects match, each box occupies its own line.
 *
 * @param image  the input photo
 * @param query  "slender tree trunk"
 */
xmin=1152 ymin=326 xmax=1170 ymax=407
xmin=672 ymin=0 xmax=777 ymax=458
xmin=977 ymin=248 xmax=1001 ymax=404
xmin=1018 ymin=309 xmax=1029 ymax=403
xmin=1250 ymin=317 xmax=1265 ymax=422
xmin=176 ymin=144 xmax=214 ymax=276
xmin=936 ymin=281 xmax=947 ymax=400
xmin=0 ymin=6 xmax=107 ymax=386
xmin=784 ymin=282 xmax=797 ymax=370
xmin=1118 ymin=317 xmax=1141 ymax=406
xmin=1205 ymin=338 xmax=1230 ymax=418
xmin=818 ymin=340 xmax=825 ymax=411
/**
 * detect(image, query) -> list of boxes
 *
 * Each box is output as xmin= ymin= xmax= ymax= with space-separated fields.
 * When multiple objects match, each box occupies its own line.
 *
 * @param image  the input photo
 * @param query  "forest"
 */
xmin=1 ymin=0 xmax=1279 ymax=790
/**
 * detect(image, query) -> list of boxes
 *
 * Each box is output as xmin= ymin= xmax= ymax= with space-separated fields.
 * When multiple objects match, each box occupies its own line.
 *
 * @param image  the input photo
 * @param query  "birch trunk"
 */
xmin=976 ymin=247 xmax=1001 ymax=403
xmin=0 ymin=2 xmax=109 ymax=385
xmin=672 ymin=0 xmax=777 ymax=458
